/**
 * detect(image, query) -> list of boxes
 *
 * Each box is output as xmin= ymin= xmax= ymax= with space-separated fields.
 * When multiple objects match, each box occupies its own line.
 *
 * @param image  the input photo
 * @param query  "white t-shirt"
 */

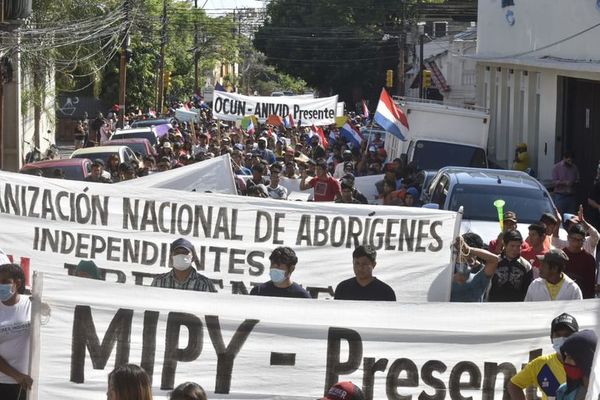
xmin=0 ymin=295 xmax=31 ymax=383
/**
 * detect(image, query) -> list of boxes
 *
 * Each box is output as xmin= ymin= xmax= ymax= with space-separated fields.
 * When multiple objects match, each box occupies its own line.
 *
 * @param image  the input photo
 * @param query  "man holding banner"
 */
xmin=250 ymin=247 xmax=311 ymax=298
xmin=334 ymin=245 xmax=396 ymax=301
xmin=151 ymin=238 xmax=216 ymax=292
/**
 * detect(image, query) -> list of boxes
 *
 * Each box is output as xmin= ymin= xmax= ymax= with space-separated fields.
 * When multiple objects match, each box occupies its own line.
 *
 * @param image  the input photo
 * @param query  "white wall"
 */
xmin=478 ymin=0 xmax=600 ymax=60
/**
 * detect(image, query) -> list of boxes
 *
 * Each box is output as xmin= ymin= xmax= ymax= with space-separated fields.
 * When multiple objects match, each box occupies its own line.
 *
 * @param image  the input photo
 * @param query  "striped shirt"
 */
xmin=151 ymin=268 xmax=216 ymax=292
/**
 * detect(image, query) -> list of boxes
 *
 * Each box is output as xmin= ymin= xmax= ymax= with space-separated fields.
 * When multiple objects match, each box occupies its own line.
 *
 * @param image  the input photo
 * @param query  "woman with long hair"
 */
xmin=107 ymin=364 xmax=152 ymax=400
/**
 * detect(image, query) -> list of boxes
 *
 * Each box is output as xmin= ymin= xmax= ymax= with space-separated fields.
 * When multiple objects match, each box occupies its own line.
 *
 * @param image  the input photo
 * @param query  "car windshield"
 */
xmin=131 ymin=119 xmax=170 ymax=128
xmin=448 ymin=184 xmax=554 ymax=223
xmin=412 ymin=141 xmax=487 ymax=170
xmin=110 ymin=142 xmax=148 ymax=156
xmin=72 ymin=152 xmax=115 ymax=165
xmin=113 ymin=132 xmax=157 ymax=145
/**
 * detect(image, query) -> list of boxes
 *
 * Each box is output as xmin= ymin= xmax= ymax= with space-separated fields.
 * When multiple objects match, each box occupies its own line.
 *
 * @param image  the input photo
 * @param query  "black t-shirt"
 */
xmin=334 ymin=277 xmax=396 ymax=301
xmin=488 ymin=256 xmax=532 ymax=302
xmin=250 ymin=281 xmax=312 ymax=298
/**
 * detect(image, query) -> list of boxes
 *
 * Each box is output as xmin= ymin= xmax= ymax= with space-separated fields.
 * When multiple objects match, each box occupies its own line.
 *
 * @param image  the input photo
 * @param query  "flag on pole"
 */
xmin=361 ymin=100 xmax=370 ymax=119
xmin=311 ymin=125 xmax=329 ymax=149
xmin=284 ymin=113 xmax=296 ymax=128
xmin=340 ymin=122 xmax=363 ymax=148
xmin=373 ymin=88 xmax=409 ymax=141
xmin=241 ymin=115 xmax=257 ymax=135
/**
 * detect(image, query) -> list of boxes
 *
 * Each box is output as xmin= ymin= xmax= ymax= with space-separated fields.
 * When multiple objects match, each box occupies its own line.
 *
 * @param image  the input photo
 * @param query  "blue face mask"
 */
xmin=0 ymin=283 xmax=14 ymax=302
xmin=269 ymin=268 xmax=287 ymax=284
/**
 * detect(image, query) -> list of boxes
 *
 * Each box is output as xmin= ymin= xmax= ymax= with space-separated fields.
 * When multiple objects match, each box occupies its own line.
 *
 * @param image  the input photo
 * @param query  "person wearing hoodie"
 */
xmin=508 ymin=313 xmax=579 ymax=400
xmin=556 ymin=329 xmax=598 ymax=400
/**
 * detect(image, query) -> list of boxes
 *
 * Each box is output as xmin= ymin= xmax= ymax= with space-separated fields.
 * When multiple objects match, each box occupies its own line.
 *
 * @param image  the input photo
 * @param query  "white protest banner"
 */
xmin=213 ymin=91 xmax=338 ymax=126
xmin=174 ymin=108 xmax=200 ymax=123
xmin=280 ymin=174 xmax=383 ymax=204
xmin=0 ymin=170 xmax=457 ymax=300
xmin=119 ymin=154 xmax=237 ymax=195
xmin=34 ymin=273 xmax=600 ymax=400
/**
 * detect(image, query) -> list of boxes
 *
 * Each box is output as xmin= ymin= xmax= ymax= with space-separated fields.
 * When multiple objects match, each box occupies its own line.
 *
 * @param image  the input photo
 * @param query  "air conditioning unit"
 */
xmin=2 ymin=0 xmax=32 ymax=22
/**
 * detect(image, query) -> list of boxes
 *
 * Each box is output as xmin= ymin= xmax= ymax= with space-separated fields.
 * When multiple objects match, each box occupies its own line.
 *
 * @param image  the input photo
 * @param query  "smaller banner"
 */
xmin=119 ymin=154 xmax=237 ymax=195
xmin=213 ymin=92 xmax=338 ymax=126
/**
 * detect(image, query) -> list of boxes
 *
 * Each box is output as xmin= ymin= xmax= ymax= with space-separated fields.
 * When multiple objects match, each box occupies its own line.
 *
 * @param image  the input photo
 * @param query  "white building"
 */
xmin=405 ymin=26 xmax=478 ymax=107
xmin=475 ymin=0 xmax=600 ymax=193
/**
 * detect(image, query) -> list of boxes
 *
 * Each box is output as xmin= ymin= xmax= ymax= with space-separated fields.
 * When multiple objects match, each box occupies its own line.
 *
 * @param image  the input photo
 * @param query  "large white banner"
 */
xmin=119 ymin=154 xmax=237 ymax=195
xmin=33 ymin=273 xmax=600 ymax=400
xmin=280 ymin=174 xmax=383 ymax=204
xmin=213 ymin=91 xmax=339 ymax=126
xmin=0 ymin=170 xmax=457 ymax=301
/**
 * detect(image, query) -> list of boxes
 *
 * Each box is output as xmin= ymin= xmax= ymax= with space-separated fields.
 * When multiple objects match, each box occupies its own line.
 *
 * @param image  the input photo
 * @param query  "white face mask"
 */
xmin=552 ymin=336 xmax=566 ymax=353
xmin=172 ymin=254 xmax=193 ymax=271
xmin=270 ymin=268 xmax=287 ymax=284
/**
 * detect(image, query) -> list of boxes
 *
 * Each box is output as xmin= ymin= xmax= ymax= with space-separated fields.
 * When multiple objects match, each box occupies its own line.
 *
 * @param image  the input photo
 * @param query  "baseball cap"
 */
xmin=92 ymin=158 xmax=105 ymax=167
xmin=537 ymin=248 xmax=569 ymax=266
xmin=551 ymin=313 xmax=579 ymax=334
xmin=321 ymin=382 xmax=364 ymax=400
xmin=503 ymin=211 xmax=517 ymax=222
xmin=163 ymin=142 xmax=172 ymax=149
xmin=540 ymin=212 xmax=558 ymax=224
xmin=170 ymin=238 xmax=194 ymax=253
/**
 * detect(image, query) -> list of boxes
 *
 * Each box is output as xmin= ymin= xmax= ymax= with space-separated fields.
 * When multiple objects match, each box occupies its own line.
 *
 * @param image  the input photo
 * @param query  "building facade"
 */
xmin=475 ymin=0 xmax=600 ymax=198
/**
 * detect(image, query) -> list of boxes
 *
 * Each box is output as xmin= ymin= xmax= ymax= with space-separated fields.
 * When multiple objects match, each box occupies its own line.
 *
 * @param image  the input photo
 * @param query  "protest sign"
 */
xmin=32 ymin=273 xmax=600 ymax=400
xmin=175 ymin=108 xmax=200 ymax=123
xmin=213 ymin=91 xmax=338 ymax=126
xmin=118 ymin=154 xmax=237 ymax=195
xmin=280 ymin=174 xmax=383 ymax=204
xmin=0 ymin=170 xmax=457 ymax=301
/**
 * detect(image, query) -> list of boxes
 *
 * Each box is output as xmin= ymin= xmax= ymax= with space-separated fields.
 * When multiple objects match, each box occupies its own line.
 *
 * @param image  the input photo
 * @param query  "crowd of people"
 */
xmin=3 ymin=97 xmax=600 ymax=399
xmin=73 ymin=101 xmax=422 ymax=206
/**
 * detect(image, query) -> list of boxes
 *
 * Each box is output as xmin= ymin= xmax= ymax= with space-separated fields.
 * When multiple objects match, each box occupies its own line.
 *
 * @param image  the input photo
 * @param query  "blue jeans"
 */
xmin=553 ymin=192 xmax=576 ymax=214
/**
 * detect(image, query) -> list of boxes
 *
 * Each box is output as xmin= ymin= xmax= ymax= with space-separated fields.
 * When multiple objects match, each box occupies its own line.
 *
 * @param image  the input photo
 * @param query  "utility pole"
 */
xmin=193 ymin=0 xmax=199 ymax=95
xmin=118 ymin=0 xmax=131 ymax=128
xmin=396 ymin=3 xmax=406 ymax=96
xmin=418 ymin=32 xmax=424 ymax=99
xmin=157 ymin=0 xmax=167 ymax=114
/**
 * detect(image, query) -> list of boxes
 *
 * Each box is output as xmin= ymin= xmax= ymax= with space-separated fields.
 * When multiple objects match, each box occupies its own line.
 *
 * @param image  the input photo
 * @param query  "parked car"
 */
xmin=111 ymin=127 xmax=158 ymax=146
xmin=104 ymin=138 xmax=157 ymax=158
xmin=131 ymin=118 xmax=174 ymax=128
xmin=70 ymin=146 xmax=141 ymax=168
xmin=423 ymin=167 xmax=557 ymax=242
xmin=20 ymin=158 xmax=92 ymax=181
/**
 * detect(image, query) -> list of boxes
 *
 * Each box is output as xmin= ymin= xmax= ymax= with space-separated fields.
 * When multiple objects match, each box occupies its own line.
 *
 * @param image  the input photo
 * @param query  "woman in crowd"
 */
xmin=107 ymin=364 xmax=152 ymax=400
xmin=170 ymin=382 xmax=207 ymax=400
xmin=0 ymin=264 xmax=32 ymax=400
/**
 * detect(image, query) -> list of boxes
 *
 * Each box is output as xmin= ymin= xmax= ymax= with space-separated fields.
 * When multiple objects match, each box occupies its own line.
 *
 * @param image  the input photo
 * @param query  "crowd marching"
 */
xmin=1 ymin=95 xmax=599 ymax=400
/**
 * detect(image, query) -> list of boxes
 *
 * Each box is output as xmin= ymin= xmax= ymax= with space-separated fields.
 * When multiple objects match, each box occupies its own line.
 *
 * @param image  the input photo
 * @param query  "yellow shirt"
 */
xmin=511 ymin=352 xmax=565 ymax=400
xmin=545 ymin=277 xmax=565 ymax=300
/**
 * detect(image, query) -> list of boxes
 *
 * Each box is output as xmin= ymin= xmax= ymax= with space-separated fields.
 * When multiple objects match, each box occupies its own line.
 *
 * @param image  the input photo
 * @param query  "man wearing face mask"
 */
xmin=556 ymin=329 xmax=597 ymax=400
xmin=508 ymin=313 xmax=579 ymax=400
xmin=0 ymin=264 xmax=32 ymax=400
xmin=151 ymin=238 xmax=216 ymax=292
xmin=249 ymin=247 xmax=311 ymax=298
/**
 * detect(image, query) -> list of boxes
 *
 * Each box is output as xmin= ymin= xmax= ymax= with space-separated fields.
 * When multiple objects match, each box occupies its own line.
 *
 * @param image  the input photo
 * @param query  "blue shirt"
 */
xmin=450 ymin=269 xmax=491 ymax=302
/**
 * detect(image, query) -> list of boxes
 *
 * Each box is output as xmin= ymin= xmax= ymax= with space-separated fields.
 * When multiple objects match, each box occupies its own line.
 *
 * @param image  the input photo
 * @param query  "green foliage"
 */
xmin=254 ymin=0 xmax=420 ymax=104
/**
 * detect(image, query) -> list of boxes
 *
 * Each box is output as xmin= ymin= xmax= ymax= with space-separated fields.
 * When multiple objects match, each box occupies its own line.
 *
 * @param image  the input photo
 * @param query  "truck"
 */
xmin=384 ymin=97 xmax=490 ymax=171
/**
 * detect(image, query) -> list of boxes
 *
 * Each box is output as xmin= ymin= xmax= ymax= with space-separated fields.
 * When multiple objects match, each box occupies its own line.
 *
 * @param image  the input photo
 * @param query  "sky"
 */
xmin=202 ymin=0 xmax=265 ymax=11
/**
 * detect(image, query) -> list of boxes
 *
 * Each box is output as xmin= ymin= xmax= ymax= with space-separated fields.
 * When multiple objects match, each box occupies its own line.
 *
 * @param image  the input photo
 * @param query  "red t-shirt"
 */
xmin=562 ymin=247 xmax=597 ymax=299
xmin=310 ymin=175 xmax=341 ymax=202
xmin=520 ymin=245 xmax=546 ymax=277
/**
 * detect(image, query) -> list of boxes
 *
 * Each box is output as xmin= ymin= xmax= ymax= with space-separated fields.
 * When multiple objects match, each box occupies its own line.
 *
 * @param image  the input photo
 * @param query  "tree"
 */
xmin=253 ymin=0 xmax=425 ymax=107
